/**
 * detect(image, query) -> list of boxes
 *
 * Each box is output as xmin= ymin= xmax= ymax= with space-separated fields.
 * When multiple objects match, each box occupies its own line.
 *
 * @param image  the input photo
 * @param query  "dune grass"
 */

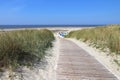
xmin=0 ymin=29 xmax=55 ymax=69
xmin=66 ymin=25 xmax=120 ymax=67
xmin=66 ymin=25 xmax=120 ymax=55
xmin=66 ymin=25 xmax=120 ymax=65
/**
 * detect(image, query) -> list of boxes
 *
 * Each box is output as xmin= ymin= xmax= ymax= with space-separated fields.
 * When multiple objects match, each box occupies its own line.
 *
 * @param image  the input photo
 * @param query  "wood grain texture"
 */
xmin=57 ymin=39 xmax=118 ymax=80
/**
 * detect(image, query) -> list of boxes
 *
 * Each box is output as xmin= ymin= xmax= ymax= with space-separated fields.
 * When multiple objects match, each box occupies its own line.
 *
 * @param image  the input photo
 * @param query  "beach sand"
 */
xmin=1 ymin=27 xmax=119 ymax=80
xmin=0 ymin=34 xmax=60 ymax=80
xmin=68 ymin=38 xmax=120 ymax=80
xmin=0 ymin=27 xmax=88 ymax=31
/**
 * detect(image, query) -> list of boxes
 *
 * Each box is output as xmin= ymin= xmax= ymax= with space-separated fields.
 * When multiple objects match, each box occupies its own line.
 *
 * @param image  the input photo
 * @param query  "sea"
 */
xmin=0 ymin=25 xmax=105 ymax=29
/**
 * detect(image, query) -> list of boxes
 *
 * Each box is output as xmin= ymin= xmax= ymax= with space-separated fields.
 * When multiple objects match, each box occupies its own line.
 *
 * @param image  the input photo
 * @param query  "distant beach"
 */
xmin=0 ymin=25 xmax=98 ymax=32
xmin=0 ymin=25 xmax=104 ymax=29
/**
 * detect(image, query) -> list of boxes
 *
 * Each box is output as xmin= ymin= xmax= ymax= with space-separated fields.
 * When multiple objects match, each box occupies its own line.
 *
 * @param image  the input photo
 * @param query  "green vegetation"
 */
xmin=66 ymin=25 xmax=120 ymax=55
xmin=66 ymin=25 xmax=120 ymax=67
xmin=0 ymin=29 xmax=55 ymax=69
xmin=114 ymin=59 xmax=120 ymax=67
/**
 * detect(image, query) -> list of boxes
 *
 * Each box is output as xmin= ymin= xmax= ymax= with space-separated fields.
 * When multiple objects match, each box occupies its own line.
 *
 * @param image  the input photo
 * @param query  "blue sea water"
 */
xmin=0 ymin=25 xmax=104 ymax=29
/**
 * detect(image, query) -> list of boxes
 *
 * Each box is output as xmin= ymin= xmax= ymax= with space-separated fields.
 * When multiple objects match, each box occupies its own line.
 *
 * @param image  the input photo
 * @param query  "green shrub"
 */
xmin=0 ymin=29 xmax=55 ymax=69
xmin=66 ymin=25 xmax=120 ymax=55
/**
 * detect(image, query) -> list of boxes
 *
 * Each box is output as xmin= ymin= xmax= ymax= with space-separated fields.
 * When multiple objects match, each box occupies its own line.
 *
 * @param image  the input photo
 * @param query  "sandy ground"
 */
xmin=0 ymin=27 xmax=89 ymax=32
xmin=68 ymin=38 xmax=120 ymax=80
xmin=0 ymin=35 xmax=60 ymax=80
xmin=1 ymin=27 xmax=119 ymax=80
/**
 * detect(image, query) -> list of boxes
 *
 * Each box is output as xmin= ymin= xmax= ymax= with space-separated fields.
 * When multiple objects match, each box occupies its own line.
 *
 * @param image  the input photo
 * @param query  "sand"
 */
xmin=68 ymin=38 xmax=120 ymax=80
xmin=0 ymin=35 xmax=60 ymax=80
xmin=0 ymin=27 xmax=85 ymax=32
xmin=2 ymin=27 xmax=119 ymax=80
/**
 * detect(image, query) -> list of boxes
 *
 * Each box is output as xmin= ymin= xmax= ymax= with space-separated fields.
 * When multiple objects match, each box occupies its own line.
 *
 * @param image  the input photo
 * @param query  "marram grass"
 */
xmin=0 ymin=29 xmax=55 ymax=69
xmin=66 ymin=25 xmax=120 ymax=66
xmin=66 ymin=25 xmax=120 ymax=55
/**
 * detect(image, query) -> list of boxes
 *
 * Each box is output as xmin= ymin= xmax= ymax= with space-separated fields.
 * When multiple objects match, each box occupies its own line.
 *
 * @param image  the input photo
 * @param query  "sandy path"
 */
xmin=56 ymin=38 xmax=118 ymax=80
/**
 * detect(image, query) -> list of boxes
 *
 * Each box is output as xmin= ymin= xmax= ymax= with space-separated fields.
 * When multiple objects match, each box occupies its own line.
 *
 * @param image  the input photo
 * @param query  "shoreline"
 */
xmin=0 ymin=27 xmax=92 ymax=31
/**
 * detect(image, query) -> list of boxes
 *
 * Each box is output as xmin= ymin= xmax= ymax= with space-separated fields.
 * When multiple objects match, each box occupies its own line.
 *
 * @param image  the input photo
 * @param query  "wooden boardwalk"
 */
xmin=57 ymin=39 xmax=118 ymax=80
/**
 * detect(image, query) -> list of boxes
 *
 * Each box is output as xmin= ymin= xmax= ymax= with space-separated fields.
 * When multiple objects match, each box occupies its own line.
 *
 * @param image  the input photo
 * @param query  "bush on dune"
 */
xmin=0 ymin=29 xmax=55 ymax=69
xmin=66 ymin=25 xmax=120 ymax=66
xmin=66 ymin=25 xmax=120 ymax=55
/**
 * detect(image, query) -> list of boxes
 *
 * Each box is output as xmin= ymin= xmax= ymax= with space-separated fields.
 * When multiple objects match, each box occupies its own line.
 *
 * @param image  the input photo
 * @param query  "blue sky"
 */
xmin=0 ymin=0 xmax=120 ymax=25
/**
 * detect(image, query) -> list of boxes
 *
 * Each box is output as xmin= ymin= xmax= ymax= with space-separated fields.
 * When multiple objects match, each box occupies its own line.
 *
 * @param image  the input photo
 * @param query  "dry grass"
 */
xmin=66 ymin=25 xmax=120 ymax=55
xmin=66 ymin=25 xmax=120 ymax=66
xmin=0 ymin=29 xmax=55 ymax=70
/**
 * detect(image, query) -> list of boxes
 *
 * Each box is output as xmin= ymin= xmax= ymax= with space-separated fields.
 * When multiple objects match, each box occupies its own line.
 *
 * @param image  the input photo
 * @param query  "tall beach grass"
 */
xmin=66 ymin=25 xmax=120 ymax=66
xmin=0 ymin=29 xmax=55 ymax=69
xmin=66 ymin=25 xmax=120 ymax=55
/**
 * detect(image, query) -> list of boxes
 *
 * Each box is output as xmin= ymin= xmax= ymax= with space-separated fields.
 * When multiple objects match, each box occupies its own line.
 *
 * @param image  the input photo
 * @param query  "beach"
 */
xmin=0 ymin=27 xmax=119 ymax=80
xmin=0 ymin=0 xmax=120 ymax=79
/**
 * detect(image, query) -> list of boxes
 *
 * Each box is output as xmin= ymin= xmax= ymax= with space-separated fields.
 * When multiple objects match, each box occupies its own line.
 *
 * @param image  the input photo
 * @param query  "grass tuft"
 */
xmin=0 ymin=29 xmax=55 ymax=69
xmin=66 ymin=25 xmax=120 ymax=55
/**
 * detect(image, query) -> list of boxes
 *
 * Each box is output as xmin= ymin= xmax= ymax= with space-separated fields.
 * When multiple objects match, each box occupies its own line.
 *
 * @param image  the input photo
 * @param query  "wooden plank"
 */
xmin=57 ymin=39 xmax=118 ymax=80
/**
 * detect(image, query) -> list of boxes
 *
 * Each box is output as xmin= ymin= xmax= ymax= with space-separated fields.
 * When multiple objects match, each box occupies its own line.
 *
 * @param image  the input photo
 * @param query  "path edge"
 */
xmin=67 ymin=38 xmax=120 ymax=80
